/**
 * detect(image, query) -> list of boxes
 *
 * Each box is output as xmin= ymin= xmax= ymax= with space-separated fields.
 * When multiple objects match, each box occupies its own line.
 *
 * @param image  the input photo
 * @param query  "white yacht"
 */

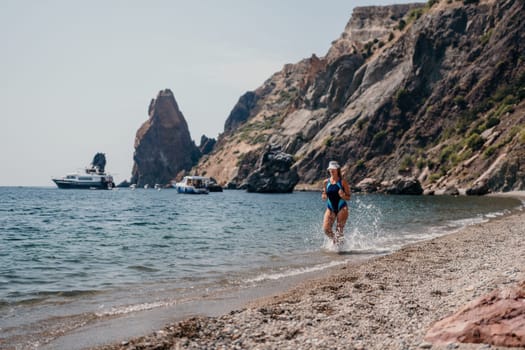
xmin=52 ymin=153 xmax=114 ymax=190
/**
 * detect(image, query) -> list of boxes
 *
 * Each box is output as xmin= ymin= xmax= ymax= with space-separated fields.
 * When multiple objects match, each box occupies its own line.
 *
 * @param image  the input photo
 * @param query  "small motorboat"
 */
xmin=173 ymin=176 xmax=209 ymax=194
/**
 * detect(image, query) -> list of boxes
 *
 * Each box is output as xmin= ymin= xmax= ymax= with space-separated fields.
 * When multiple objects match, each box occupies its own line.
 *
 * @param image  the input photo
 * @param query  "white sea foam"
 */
xmin=484 ymin=211 xmax=505 ymax=218
xmin=95 ymin=300 xmax=178 ymax=317
xmin=322 ymin=237 xmax=391 ymax=255
xmin=446 ymin=216 xmax=488 ymax=229
xmin=245 ymin=260 xmax=348 ymax=283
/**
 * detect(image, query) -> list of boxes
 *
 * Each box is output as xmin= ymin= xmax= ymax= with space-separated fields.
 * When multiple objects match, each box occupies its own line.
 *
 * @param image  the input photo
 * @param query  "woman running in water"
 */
xmin=321 ymin=161 xmax=351 ymax=245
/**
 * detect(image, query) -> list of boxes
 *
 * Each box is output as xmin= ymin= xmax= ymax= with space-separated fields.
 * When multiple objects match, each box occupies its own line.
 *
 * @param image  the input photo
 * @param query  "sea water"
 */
xmin=0 ymin=187 xmax=522 ymax=349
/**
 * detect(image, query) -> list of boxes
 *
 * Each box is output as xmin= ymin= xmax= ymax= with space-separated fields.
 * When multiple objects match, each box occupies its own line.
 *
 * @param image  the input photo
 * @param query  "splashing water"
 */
xmin=321 ymin=196 xmax=386 ymax=253
xmin=344 ymin=196 xmax=385 ymax=252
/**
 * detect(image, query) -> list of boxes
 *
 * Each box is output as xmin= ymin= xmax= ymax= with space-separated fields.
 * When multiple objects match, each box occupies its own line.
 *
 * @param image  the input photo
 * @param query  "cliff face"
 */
xmin=131 ymin=89 xmax=200 ymax=187
xmin=196 ymin=0 xmax=525 ymax=192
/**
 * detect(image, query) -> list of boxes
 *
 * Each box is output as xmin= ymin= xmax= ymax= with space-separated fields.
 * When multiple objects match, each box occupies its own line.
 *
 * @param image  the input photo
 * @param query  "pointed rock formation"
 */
xmin=131 ymin=89 xmax=200 ymax=187
xmin=224 ymin=91 xmax=260 ymax=134
xmin=198 ymin=135 xmax=216 ymax=156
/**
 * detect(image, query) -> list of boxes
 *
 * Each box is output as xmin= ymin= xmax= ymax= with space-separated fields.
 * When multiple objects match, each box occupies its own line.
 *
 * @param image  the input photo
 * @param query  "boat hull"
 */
xmin=207 ymin=184 xmax=223 ymax=192
xmin=53 ymin=179 xmax=113 ymax=190
xmin=174 ymin=185 xmax=209 ymax=194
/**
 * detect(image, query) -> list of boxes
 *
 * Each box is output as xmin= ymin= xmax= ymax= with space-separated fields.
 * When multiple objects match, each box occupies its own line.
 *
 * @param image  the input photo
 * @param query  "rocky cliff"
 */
xmin=131 ymin=89 xmax=200 ymax=187
xmin=195 ymin=0 xmax=525 ymax=193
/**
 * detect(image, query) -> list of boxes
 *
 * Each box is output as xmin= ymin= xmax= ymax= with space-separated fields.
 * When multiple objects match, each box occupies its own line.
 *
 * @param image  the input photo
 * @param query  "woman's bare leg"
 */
xmin=335 ymin=206 xmax=348 ymax=241
xmin=323 ymin=209 xmax=336 ymax=241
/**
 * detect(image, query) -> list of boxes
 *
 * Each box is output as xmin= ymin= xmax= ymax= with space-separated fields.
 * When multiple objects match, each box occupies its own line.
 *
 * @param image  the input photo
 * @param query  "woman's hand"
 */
xmin=341 ymin=180 xmax=351 ymax=201
xmin=321 ymin=191 xmax=327 ymax=201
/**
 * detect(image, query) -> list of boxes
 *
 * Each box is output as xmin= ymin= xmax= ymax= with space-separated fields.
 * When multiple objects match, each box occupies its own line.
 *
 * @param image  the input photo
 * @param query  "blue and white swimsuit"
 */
xmin=326 ymin=180 xmax=347 ymax=214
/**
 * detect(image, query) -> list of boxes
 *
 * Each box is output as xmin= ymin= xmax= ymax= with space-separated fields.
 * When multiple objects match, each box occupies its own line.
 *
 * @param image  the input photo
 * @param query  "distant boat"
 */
xmin=52 ymin=153 xmax=114 ymax=190
xmin=173 ymin=176 xmax=209 ymax=194
xmin=52 ymin=172 xmax=115 ymax=190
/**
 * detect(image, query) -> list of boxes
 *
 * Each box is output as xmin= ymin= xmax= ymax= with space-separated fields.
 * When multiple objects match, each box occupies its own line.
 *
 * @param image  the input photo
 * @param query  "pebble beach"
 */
xmin=95 ymin=195 xmax=525 ymax=350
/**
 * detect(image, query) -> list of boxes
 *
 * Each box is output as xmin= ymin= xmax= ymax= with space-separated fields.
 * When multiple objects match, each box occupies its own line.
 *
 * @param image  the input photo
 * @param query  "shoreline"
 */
xmin=93 ymin=192 xmax=525 ymax=350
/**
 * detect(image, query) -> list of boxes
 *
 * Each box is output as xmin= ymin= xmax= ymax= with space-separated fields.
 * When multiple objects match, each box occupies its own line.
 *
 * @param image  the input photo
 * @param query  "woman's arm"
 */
xmin=340 ymin=179 xmax=351 ymax=200
xmin=321 ymin=179 xmax=328 ymax=201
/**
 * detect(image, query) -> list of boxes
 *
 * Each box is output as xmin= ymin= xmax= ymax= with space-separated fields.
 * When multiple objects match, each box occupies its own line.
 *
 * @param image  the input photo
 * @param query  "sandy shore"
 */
xmin=96 ymin=198 xmax=525 ymax=350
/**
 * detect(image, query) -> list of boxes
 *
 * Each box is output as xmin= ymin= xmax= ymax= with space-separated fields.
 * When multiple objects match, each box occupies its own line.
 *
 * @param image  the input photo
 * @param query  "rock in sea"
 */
xmin=243 ymin=145 xmax=299 ymax=193
xmin=385 ymin=177 xmax=423 ymax=195
xmin=466 ymin=181 xmax=489 ymax=196
xmin=131 ymin=89 xmax=200 ymax=187
xmin=356 ymin=177 xmax=380 ymax=193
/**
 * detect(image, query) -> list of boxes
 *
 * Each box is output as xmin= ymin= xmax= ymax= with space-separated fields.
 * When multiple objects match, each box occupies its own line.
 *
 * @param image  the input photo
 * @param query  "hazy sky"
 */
xmin=1 ymin=0 xmax=415 ymax=186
